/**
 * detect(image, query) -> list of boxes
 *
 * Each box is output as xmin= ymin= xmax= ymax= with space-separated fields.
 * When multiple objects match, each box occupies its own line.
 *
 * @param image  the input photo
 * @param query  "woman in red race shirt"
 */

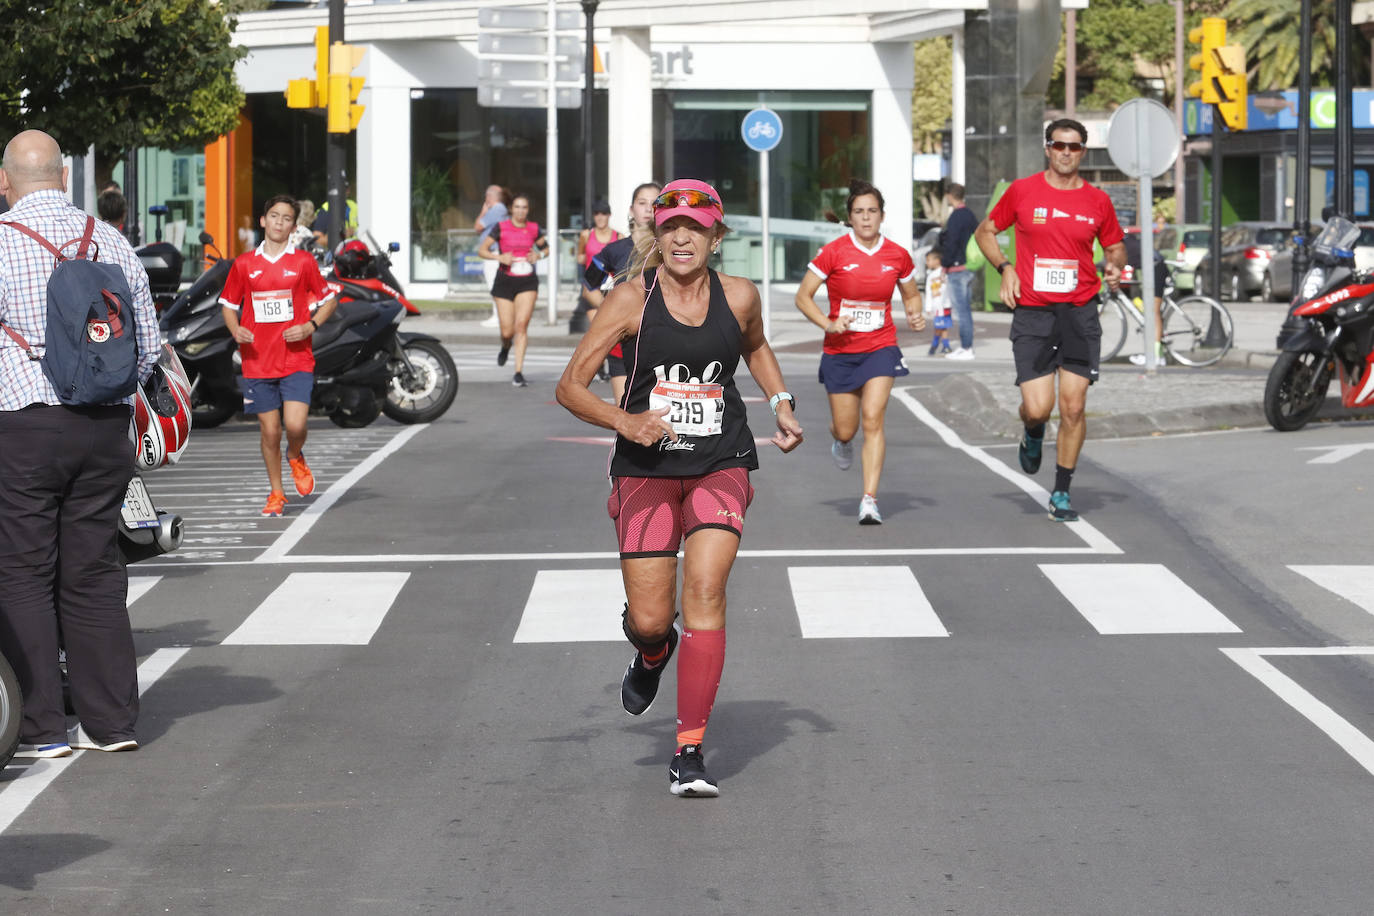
xmin=795 ymin=179 xmax=925 ymax=525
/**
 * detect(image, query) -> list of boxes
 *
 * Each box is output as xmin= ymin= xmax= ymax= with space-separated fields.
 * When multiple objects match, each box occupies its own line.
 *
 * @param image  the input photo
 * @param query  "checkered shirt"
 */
xmin=0 ymin=189 xmax=159 ymax=410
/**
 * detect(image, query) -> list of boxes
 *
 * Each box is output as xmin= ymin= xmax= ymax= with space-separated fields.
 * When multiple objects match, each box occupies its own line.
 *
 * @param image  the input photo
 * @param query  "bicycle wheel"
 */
xmin=1096 ymin=291 xmax=1130 ymax=362
xmin=1163 ymin=295 xmax=1233 ymax=367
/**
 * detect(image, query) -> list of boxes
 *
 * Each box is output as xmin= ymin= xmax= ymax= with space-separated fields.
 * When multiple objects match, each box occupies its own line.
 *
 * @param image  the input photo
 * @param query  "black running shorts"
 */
xmin=1010 ymin=302 xmax=1100 ymax=386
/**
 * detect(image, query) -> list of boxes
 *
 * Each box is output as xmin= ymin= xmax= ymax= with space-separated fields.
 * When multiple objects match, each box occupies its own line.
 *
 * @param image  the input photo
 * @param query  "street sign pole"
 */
xmin=545 ymin=0 xmax=559 ymax=326
xmin=760 ymin=150 xmax=771 ymax=340
xmin=1105 ymin=98 xmax=1180 ymax=373
xmin=741 ymin=108 xmax=783 ymax=342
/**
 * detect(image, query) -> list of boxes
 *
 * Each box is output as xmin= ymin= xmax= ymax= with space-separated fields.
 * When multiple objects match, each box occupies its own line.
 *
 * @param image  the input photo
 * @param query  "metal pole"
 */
xmin=760 ymin=149 xmax=771 ymax=341
xmin=1065 ymin=11 xmax=1076 ymax=116
xmin=1137 ymin=104 xmax=1157 ymax=373
xmin=1173 ymin=0 xmax=1185 ymax=224
xmin=1208 ymin=107 xmax=1222 ymax=302
xmin=327 ymin=0 xmax=346 ymax=252
xmin=581 ymin=1 xmax=598 ymax=230
xmin=1335 ymin=0 xmax=1355 ymax=217
xmin=545 ymin=0 xmax=559 ymax=325
xmin=1292 ymin=0 xmax=1313 ymax=291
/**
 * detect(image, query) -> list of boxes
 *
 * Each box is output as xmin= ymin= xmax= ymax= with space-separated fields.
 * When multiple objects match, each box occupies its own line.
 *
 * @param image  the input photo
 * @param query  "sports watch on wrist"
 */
xmin=769 ymin=392 xmax=795 ymax=415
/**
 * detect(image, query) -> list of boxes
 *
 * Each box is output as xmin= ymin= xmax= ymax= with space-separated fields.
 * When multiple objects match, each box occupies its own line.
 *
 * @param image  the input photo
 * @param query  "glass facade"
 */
xmin=409 ymin=88 xmax=609 ymax=283
xmin=112 ymin=147 xmax=208 ymax=280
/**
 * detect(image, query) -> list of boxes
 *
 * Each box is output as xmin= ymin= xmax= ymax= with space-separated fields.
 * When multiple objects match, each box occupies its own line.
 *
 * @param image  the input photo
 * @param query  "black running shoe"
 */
xmin=1018 ymin=429 xmax=1043 ymax=474
xmin=621 ymin=623 xmax=680 ymax=715
xmin=512 ymin=372 xmax=528 ymax=388
xmin=497 ymin=342 xmax=511 ymax=366
xmin=669 ymin=744 xmax=718 ymax=797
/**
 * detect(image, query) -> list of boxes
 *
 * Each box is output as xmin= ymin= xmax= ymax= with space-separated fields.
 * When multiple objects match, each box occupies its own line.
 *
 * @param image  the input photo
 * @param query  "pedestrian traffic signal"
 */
xmin=1213 ymin=43 xmax=1248 ymax=130
xmin=327 ymin=43 xmax=366 ymax=133
xmin=1187 ymin=18 xmax=1226 ymax=105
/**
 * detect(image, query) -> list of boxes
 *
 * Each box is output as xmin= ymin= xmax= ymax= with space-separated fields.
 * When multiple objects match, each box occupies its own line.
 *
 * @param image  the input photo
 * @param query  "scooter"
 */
xmin=1263 ymin=217 xmax=1374 ymax=431
xmin=161 ymin=233 xmax=457 ymax=428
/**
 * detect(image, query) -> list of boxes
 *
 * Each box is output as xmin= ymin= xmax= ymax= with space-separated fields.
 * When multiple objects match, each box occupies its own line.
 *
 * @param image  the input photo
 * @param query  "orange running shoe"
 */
xmin=288 ymin=452 xmax=315 ymax=496
xmin=262 ymin=491 xmax=287 ymax=517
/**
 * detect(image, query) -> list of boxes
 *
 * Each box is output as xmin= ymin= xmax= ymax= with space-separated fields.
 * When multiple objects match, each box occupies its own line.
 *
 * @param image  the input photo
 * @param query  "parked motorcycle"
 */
xmin=1263 ymin=217 xmax=1374 ymax=431
xmin=160 ymin=233 xmax=457 ymax=429
xmin=136 ymin=204 xmax=185 ymax=316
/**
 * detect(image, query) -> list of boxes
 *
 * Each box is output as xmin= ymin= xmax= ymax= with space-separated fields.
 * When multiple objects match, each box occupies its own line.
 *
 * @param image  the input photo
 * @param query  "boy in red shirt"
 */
xmin=219 ymin=195 xmax=337 ymax=516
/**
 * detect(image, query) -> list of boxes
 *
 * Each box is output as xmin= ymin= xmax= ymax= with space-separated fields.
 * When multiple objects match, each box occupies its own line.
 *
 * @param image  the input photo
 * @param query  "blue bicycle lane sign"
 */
xmin=742 ymin=108 xmax=783 ymax=153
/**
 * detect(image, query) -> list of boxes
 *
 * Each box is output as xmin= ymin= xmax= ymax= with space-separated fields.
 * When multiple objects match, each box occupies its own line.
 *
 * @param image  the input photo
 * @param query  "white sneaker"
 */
xmin=945 ymin=347 xmax=975 ymax=361
xmin=67 ymin=723 xmax=138 ymax=752
xmin=478 ymin=315 xmax=500 ymax=328
xmin=1128 ymin=353 xmax=1147 ymax=366
xmin=831 ymin=439 xmax=853 ymax=470
xmin=858 ymin=495 xmax=883 ymax=525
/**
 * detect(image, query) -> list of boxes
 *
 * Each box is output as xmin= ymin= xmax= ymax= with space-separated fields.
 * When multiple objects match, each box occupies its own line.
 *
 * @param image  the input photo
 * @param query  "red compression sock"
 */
xmin=675 ymin=628 xmax=726 ymax=747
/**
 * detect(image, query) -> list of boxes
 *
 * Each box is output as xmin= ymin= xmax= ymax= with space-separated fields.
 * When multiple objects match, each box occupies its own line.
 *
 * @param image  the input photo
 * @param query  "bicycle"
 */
xmin=1096 ymin=275 xmax=1234 ymax=368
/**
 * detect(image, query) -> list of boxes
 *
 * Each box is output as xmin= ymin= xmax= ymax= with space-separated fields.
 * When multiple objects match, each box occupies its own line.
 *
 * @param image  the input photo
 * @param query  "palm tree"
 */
xmin=1222 ymin=0 xmax=1356 ymax=90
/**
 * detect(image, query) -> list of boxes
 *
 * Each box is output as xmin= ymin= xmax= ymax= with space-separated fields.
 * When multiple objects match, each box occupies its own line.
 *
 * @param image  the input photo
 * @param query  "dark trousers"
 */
xmin=0 ymin=404 xmax=138 ymax=744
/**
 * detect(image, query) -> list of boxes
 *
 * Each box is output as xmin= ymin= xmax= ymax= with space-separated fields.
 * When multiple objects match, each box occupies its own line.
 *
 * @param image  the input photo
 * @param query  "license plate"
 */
xmin=121 ymin=476 xmax=160 ymax=529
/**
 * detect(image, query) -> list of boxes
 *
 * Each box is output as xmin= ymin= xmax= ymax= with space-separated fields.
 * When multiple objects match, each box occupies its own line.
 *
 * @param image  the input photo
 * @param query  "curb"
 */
xmin=920 ymin=373 xmax=1268 ymax=442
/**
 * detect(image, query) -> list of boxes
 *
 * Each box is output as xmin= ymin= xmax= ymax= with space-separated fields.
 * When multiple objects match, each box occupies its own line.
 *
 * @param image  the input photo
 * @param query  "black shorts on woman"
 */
xmin=491 ymin=270 xmax=538 ymax=300
xmin=1009 ymin=301 xmax=1101 ymax=386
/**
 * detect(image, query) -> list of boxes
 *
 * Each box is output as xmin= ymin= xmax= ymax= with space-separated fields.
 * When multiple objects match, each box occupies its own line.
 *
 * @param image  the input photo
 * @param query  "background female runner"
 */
xmin=555 ymin=179 xmax=803 ymax=797
xmin=794 ymin=179 xmax=924 ymax=524
xmin=478 ymin=193 xmax=549 ymax=387
xmin=582 ymin=181 xmax=660 ymax=404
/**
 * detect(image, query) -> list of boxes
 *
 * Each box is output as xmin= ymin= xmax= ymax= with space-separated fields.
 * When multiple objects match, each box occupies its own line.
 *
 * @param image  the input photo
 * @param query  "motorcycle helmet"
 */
xmin=333 ymin=238 xmax=373 ymax=279
xmin=131 ymin=344 xmax=193 ymax=470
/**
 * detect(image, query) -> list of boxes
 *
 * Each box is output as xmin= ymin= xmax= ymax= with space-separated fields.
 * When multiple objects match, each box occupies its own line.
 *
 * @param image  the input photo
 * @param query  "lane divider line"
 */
xmin=257 ymin=424 xmax=429 ymax=563
xmin=889 ymin=387 xmax=1123 ymax=555
xmin=1221 ymin=646 xmax=1374 ymax=778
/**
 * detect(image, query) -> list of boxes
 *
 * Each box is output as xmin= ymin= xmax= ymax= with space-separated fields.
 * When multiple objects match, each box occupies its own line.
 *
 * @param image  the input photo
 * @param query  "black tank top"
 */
xmin=610 ymin=269 xmax=758 ymax=478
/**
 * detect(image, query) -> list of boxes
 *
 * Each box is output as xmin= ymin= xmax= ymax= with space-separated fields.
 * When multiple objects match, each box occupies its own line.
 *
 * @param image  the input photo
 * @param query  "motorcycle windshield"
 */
xmin=1312 ymin=218 xmax=1360 ymax=258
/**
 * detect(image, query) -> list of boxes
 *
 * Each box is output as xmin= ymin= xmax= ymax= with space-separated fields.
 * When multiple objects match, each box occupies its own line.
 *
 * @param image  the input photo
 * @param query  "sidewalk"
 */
xmin=409 ymin=295 xmax=1368 ymax=438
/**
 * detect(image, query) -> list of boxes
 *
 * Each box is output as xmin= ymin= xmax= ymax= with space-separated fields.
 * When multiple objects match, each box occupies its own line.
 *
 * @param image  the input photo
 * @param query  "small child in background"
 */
xmin=924 ymin=250 xmax=952 ymax=355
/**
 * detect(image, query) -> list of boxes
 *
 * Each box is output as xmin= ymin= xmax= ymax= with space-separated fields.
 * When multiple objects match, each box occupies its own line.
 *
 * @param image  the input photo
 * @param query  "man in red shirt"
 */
xmin=219 ymin=195 xmax=337 ymax=516
xmin=973 ymin=119 xmax=1126 ymax=522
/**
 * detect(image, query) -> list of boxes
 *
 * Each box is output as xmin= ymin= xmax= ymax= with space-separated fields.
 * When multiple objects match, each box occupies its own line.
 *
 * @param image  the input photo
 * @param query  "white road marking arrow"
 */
xmin=1298 ymin=443 xmax=1374 ymax=464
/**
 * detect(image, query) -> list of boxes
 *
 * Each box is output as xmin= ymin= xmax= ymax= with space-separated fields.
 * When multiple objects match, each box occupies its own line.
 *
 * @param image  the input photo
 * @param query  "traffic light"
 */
xmin=327 ymin=42 xmax=366 ymax=133
xmin=1187 ymin=18 xmax=1226 ymax=104
xmin=1213 ymin=43 xmax=1248 ymax=130
xmin=285 ymin=26 xmax=330 ymax=110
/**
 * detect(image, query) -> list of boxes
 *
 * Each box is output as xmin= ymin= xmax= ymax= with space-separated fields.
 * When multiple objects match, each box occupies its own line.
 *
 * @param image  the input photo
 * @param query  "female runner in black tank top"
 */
xmin=556 ymin=180 xmax=803 ymax=797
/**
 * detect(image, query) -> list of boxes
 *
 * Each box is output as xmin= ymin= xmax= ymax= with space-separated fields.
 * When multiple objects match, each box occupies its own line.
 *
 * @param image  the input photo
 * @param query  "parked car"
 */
xmin=1195 ymin=222 xmax=1298 ymax=302
xmin=1170 ymin=225 xmax=1211 ymax=293
xmin=910 ymin=224 xmax=942 ymax=283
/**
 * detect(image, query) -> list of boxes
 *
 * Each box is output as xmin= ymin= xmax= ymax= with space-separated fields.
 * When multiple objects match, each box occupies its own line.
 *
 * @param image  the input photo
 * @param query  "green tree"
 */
xmin=1223 ymin=0 xmax=1361 ymax=90
xmin=1074 ymin=0 xmax=1177 ymax=109
xmin=911 ymin=37 xmax=952 ymax=155
xmin=0 ymin=0 xmax=264 ymax=157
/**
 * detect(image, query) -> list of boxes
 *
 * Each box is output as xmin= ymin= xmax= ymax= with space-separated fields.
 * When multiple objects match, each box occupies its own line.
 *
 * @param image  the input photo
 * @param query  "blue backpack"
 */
xmin=0 ymin=216 xmax=140 ymax=405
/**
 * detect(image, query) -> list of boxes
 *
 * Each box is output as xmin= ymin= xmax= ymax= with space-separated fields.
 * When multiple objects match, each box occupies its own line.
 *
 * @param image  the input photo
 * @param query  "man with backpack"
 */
xmin=0 ymin=130 xmax=159 ymax=758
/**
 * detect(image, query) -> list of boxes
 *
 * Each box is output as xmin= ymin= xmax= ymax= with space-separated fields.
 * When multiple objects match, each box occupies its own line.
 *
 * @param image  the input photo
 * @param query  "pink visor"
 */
xmin=653 ymin=179 xmax=724 ymax=228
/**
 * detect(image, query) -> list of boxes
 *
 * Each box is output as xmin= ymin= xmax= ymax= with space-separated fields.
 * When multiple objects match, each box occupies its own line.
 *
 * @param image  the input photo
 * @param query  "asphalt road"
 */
xmin=3 ymin=349 xmax=1374 ymax=915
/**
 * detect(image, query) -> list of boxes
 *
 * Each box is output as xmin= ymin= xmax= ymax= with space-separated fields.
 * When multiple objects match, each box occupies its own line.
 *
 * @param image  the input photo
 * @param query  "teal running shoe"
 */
xmin=1048 ymin=490 xmax=1079 ymax=522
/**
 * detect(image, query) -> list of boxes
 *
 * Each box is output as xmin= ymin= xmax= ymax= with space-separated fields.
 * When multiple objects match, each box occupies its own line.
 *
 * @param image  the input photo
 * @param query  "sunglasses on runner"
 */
xmin=1046 ymin=141 xmax=1086 ymax=152
xmin=652 ymin=189 xmax=722 ymax=212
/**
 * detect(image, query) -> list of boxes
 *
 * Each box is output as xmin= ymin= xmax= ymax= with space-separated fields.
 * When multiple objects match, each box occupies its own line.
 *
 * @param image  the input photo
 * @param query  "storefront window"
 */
xmin=653 ymin=90 xmax=870 ymax=281
xmin=410 ymin=88 xmax=608 ymax=284
xmin=112 ymin=147 xmax=208 ymax=280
